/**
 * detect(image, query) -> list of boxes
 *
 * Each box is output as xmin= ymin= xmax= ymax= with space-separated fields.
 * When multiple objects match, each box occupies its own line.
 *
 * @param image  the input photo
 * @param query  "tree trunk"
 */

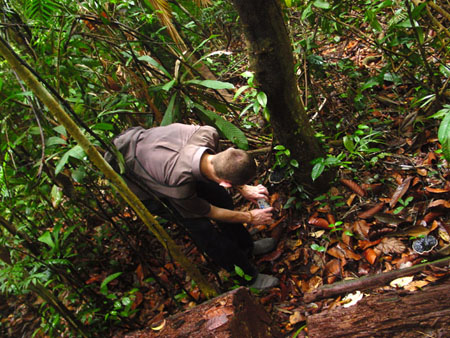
xmin=120 ymin=287 xmax=282 ymax=338
xmin=230 ymin=0 xmax=334 ymax=194
xmin=307 ymin=278 xmax=450 ymax=337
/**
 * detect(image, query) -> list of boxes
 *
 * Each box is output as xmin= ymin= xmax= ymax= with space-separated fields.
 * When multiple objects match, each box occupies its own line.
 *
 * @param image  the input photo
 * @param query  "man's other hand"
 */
xmin=238 ymin=184 xmax=269 ymax=203
xmin=249 ymin=208 xmax=274 ymax=225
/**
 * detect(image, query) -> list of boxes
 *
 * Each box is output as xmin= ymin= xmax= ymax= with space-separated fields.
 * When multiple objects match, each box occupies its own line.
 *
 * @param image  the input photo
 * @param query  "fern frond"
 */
xmin=25 ymin=0 xmax=62 ymax=23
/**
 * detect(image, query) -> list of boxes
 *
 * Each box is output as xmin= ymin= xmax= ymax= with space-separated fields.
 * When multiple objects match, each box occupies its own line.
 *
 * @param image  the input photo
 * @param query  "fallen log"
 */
xmin=304 ymin=255 xmax=450 ymax=303
xmin=121 ymin=287 xmax=282 ymax=338
xmin=307 ymin=277 xmax=450 ymax=338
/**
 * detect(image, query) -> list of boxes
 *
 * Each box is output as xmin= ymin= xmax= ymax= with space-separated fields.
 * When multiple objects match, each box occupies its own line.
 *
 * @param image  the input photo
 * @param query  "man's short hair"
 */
xmin=212 ymin=148 xmax=256 ymax=186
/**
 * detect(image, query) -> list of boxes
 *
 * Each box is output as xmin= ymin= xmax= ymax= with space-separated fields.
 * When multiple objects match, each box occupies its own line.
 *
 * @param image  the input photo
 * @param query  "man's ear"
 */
xmin=219 ymin=180 xmax=232 ymax=188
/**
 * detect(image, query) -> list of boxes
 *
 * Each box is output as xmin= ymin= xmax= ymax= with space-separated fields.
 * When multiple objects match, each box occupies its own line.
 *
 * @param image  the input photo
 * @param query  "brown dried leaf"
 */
xmin=358 ymin=202 xmax=385 ymax=219
xmin=425 ymin=186 xmax=450 ymax=193
xmin=428 ymin=199 xmax=450 ymax=209
xmin=364 ymin=248 xmax=378 ymax=265
xmin=373 ymin=212 xmax=405 ymax=225
xmin=289 ymin=311 xmax=305 ymax=325
xmin=404 ymin=225 xmax=431 ymax=237
xmin=389 ymin=176 xmax=413 ymax=208
xmin=325 ymin=259 xmax=342 ymax=284
xmin=403 ymin=280 xmax=429 ymax=291
xmin=308 ymin=217 xmax=330 ymax=229
xmin=340 ymin=244 xmax=362 ymax=260
xmin=423 ymin=211 xmax=444 ymax=224
xmin=341 ymin=179 xmax=366 ymax=197
xmin=375 ymin=237 xmax=406 ymax=255
xmin=353 ymin=220 xmax=371 ymax=239
xmin=358 ymin=239 xmax=382 ymax=250
xmin=327 ymin=245 xmax=346 ymax=259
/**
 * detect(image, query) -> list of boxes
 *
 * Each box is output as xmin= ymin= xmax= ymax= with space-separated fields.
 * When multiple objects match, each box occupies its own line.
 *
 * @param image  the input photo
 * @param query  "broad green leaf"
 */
xmin=53 ymin=125 xmax=67 ymax=137
xmin=67 ymin=145 xmax=86 ymax=160
xmin=162 ymin=79 xmax=176 ymax=92
xmin=313 ymin=0 xmax=330 ymax=9
xmin=55 ymin=152 xmax=70 ymax=175
xmin=161 ymin=93 xmax=178 ymax=126
xmin=55 ymin=146 xmax=86 ymax=175
xmin=46 ymin=136 xmax=67 ymax=147
xmin=438 ymin=113 xmax=450 ymax=161
xmin=93 ymin=123 xmax=114 ymax=131
xmin=233 ymin=85 xmax=249 ymax=100
xmin=100 ymin=272 xmax=123 ymax=295
xmin=186 ymin=79 xmax=234 ymax=90
xmin=51 ymin=184 xmax=63 ymax=208
xmin=440 ymin=65 xmax=450 ymax=78
xmin=38 ymin=231 xmax=55 ymax=249
xmin=256 ymin=92 xmax=267 ymax=108
xmin=138 ymin=55 xmax=171 ymax=77
xmin=343 ymin=135 xmax=355 ymax=152
xmin=361 ymin=77 xmax=381 ymax=91
xmin=71 ymin=167 xmax=87 ymax=183
xmin=311 ymin=162 xmax=325 ymax=181
xmin=193 ymin=104 xmax=248 ymax=149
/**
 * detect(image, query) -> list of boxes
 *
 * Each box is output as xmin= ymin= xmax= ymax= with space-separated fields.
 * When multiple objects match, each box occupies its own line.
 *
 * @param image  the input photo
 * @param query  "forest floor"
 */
xmin=1 ymin=37 xmax=449 ymax=338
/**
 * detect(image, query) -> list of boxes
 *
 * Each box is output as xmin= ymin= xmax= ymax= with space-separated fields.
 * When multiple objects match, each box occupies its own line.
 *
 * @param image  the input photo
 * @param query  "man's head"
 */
xmin=211 ymin=148 xmax=256 ymax=187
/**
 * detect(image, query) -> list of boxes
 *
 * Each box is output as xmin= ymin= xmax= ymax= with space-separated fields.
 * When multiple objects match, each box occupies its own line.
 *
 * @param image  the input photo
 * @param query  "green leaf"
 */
xmin=361 ymin=77 xmax=381 ymax=91
xmin=256 ymin=92 xmax=267 ymax=108
xmin=38 ymin=231 xmax=55 ymax=249
xmin=51 ymin=184 xmax=63 ymax=208
xmin=100 ymin=272 xmax=123 ymax=295
xmin=234 ymin=265 xmax=244 ymax=278
xmin=233 ymin=85 xmax=250 ymax=101
xmin=138 ymin=55 xmax=171 ymax=77
xmin=439 ymin=65 xmax=450 ymax=78
xmin=54 ymin=146 xmax=86 ymax=175
xmin=161 ymin=93 xmax=178 ymax=126
xmin=53 ymin=125 xmax=67 ymax=137
xmin=186 ymin=80 xmax=234 ymax=90
xmin=343 ymin=135 xmax=355 ymax=152
xmin=46 ymin=136 xmax=67 ymax=147
xmin=162 ymin=79 xmax=176 ymax=92
xmin=194 ymin=104 xmax=248 ymax=149
xmin=93 ymin=123 xmax=114 ymax=131
xmin=71 ymin=167 xmax=87 ymax=183
xmin=438 ymin=112 xmax=450 ymax=161
xmin=311 ymin=162 xmax=325 ymax=181
xmin=313 ymin=0 xmax=331 ymax=9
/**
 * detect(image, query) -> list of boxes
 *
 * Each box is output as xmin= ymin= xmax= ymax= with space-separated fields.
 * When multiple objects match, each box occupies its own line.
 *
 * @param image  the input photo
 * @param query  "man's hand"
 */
xmin=249 ymin=208 xmax=274 ymax=225
xmin=238 ymin=184 xmax=269 ymax=204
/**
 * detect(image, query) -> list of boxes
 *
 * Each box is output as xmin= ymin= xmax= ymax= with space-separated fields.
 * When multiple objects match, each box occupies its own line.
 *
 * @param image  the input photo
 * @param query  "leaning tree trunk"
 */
xmin=231 ymin=0 xmax=334 ymax=194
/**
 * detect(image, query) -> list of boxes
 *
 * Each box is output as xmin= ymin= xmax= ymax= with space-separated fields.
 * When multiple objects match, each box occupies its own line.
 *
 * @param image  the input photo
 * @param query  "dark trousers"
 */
xmin=143 ymin=181 xmax=257 ymax=278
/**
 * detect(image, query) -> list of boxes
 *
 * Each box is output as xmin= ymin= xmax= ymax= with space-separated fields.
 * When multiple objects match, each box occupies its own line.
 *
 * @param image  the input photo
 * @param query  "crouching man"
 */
xmin=106 ymin=123 xmax=279 ymax=290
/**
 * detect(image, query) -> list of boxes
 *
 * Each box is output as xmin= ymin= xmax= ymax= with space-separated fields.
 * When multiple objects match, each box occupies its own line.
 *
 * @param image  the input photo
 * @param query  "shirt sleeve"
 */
xmin=192 ymin=125 xmax=220 ymax=152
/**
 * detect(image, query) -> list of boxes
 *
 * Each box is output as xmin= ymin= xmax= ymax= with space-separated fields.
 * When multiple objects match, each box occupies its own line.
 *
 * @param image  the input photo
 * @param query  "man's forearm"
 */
xmin=207 ymin=205 xmax=252 ymax=224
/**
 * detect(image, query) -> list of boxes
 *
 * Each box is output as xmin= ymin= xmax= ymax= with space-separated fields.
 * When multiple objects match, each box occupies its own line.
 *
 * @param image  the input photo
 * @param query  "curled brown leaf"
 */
xmin=389 ymin=176 xmax=413 ymax=208
xmin=341 ymin=179 xmax=366 ymax=197
xmin=358 ymin=202 xmax=385 ymax=219
xmin=308 ymin=217 xmax=330 ymax=229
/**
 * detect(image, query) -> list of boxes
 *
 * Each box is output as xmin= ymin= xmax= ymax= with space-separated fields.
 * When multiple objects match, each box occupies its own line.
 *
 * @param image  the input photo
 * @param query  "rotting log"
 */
xmin=307 ymin=278 xmax=450 ymax=338
xmin=121 ymin=287 xmax=282 ymax=338
xmin=304 ymin=256 xmax=450 ymax=303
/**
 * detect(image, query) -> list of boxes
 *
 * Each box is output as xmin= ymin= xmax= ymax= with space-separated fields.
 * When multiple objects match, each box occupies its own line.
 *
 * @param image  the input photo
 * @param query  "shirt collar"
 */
xmin=192 ymin=146 xmax=214 ymax=181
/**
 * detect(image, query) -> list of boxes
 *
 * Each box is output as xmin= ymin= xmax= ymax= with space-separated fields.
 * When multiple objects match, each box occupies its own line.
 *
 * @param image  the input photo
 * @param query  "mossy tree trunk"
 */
xmin=231 ymin=0 xmax=334 ymax=194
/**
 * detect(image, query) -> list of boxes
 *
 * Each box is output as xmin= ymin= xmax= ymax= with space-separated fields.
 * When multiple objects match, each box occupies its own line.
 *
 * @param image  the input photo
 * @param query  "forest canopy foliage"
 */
xmin=0 ymin=0 xmax=449 ymax=336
